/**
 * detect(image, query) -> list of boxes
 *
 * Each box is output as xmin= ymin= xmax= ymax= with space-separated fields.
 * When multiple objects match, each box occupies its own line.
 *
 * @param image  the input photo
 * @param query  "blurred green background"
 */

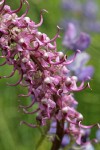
xmin=0 ymin=0 xmax=100 ymax=150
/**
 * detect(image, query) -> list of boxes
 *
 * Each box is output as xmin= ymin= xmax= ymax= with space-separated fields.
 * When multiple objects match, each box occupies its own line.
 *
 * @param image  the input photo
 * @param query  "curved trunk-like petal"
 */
xmin=78 ymin=121 xmax=100 ymax=129
xmin=0 ymin=69 xmax=16 ymax=78
xmin=7 ymin=72 xmax=23 ymax=86
xmin=20 ymin=121 xmax=38 ymax=128
xmin=19 ymin=100 xmax=35 ymax=109
xmin=34 ymin=9 xmax=48 ymax=28
xmin=0 ymin=61 xmax=6 ymax=66
xmin=0 ymin=0 xmax=5 ymax=12
xmin=10 ymin=0 xmax=23 ymax=14
xmin=65 ymin=50 xmax=80 ymax=65
xmin=23 ymin=108 xmax=39 ymax=114
xmin=45 ymin=26 xmax=61 ymax=44
xmin=18 ymin=91 xmax=31 ymax=97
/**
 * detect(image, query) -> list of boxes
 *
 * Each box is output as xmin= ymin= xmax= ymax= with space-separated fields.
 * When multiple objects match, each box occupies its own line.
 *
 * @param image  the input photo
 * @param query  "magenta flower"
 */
xmin=0 ymin=1 xmax=99 ymax=149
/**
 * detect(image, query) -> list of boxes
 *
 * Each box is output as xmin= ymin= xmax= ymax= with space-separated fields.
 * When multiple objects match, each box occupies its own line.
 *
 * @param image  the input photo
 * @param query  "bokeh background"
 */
xmin=0 ymin=0 xmax=100 ymax=150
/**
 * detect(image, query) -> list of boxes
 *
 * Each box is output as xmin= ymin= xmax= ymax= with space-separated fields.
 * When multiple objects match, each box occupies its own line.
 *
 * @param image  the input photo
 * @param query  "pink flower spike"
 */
xmin=0 ymin=1 xmax=99 ymax=146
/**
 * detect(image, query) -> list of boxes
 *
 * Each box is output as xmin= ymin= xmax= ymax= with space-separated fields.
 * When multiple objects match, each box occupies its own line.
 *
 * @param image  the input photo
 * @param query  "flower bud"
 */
xmin=36 ymin=32 xmax=42 ymax=39
xmin=58 ymin=51 xmax=64 ymax=59
xmin=77 ymin=113 xmax=83 ymax=121
xmin=65 ymin=77 xmax=72 ymax=86
xmin=24 ymin=17 xmax=30 ymax=23
xmin=43 ymin=52 xmax=49 ymax=59
xmin=22 ymin=57 xmax=29 ymax=63
xmin=19 ymin=38 xmax=24 ymax=43
xmin=44 ymin=77 xmax=52 ymax=84
xmin=41 ymin=98 xmax=48 ymax=104
xmin=71 ymin=76 xmax=78 ymax=82
xmin=62 ymin=107 xmax=69 ymax=113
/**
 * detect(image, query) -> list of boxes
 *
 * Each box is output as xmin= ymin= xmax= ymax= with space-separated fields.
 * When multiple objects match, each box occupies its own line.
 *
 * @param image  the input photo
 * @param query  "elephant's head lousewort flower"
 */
xmin=0 ymin=0 xmax=99 ymax=148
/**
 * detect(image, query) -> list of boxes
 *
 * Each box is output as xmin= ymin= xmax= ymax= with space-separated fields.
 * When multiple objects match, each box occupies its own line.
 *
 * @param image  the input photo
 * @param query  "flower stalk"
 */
xmin=51 ymin=120 xmax=65 ymax=150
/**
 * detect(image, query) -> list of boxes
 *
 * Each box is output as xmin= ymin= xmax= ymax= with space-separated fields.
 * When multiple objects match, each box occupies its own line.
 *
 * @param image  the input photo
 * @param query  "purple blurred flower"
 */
xmin=76 ymin=66 xmax=94 ymax=81
xmin=61 ymin=134 xmax=70 ymax=147
xmin=83 ymin=0 xmax=98 ymax=19
xmin=68 ymin=52 xmax=94 ymax=81
xmin=72 ymin=143 xmax=95 ymax=150
xmin=48 ymin=121 xmax=57 ymax=134
xmin=61 ymin=0 xmax=81 ymax=12
xmin=96 ymin=129 xmax=100 ymax=141
xmin=61 ymin=0 xmax=100 ymax=33
xmin=60 ymin=19 xmax=80 ymax=32
xmin=83 ymin=143 xmax=94 ymax=150
xmin=81 ymin=129 xmax=91 ymax=143
xmin=83 ymin=20 xmax=100 ymax=33
xmin=62 ymin=23 xmax=91 ymax=51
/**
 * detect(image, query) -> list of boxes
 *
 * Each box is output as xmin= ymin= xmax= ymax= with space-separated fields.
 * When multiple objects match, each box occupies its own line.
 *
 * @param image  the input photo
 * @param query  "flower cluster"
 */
xmin=0 ymin=0 xmax=99 ymax=149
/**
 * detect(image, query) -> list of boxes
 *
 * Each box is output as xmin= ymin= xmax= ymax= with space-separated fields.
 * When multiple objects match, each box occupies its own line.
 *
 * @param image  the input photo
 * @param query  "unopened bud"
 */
xmin=45 ymin=37 xmax=50 ymax=42
xmin=19 ymin=38 xmax=24 ymax=43
xmin=71 ymin=76 xmax=78 ymax=82
xmin=77 ymin=113 xmax=83 ymax=121
xmin=41 ymin=98 xmax=48 ymax=104
xmin=58 ymin=52 xmax=64 ymax=59
xmin=44 ymin=77 xmax=52 ymax=84
xmin=24 ymin=17 xmax=30 ymax=23
xmin=65 ymin=77 xmax=72 ymax=86
xmin=22 ymin=58 xmax=28 ymax=63
xmin=62 ymin=107 xmax=69 ymax=113
xmin=44 ymin=52 xmax=49 ymax=59
xmin=36 ymin=32 xmax=42 ymax=39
